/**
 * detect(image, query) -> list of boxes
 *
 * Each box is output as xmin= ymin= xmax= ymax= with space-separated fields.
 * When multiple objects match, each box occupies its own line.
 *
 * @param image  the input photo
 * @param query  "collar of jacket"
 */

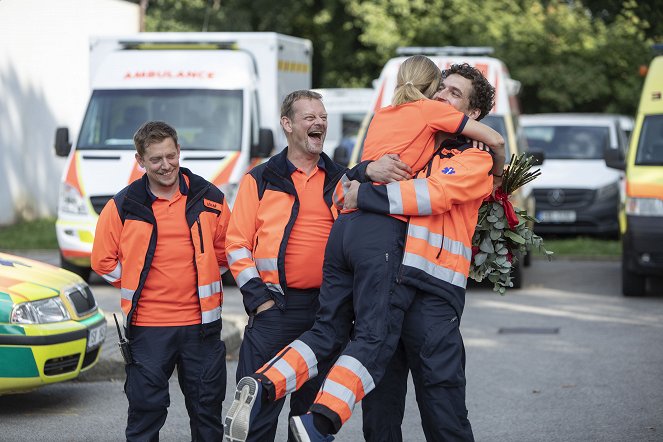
xmin=263 ymin=147 xmax=346 ymax=193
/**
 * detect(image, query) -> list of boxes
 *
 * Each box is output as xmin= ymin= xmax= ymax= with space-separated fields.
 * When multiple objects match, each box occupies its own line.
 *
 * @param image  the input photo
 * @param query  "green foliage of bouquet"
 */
xmin=469 ymin=154 xmax=553 ymax=294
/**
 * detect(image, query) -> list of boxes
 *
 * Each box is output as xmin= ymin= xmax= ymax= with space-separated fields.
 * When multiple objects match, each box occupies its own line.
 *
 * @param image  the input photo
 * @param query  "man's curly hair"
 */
xmin=442 ymin=63 xmax=495 ymax=121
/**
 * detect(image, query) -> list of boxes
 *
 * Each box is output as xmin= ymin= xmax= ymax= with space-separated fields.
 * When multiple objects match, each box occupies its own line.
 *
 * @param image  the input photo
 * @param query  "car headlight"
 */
xmin=11 ymin=297 xmax=71 ymax=324
xmin=625 ymin=197 xmax=663 ymax=216
xmin=59 ymin=183 xmax=88 ymax=215
xmin=595 ymin=182 xmax=620 ymax=201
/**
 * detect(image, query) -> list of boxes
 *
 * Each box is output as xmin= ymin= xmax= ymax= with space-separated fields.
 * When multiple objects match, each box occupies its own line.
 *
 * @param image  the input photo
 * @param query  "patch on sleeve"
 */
xmin=441 ymin=167 xmax=456 ymax=175
xmin=203 ymin=199 xmax=220 ymax=210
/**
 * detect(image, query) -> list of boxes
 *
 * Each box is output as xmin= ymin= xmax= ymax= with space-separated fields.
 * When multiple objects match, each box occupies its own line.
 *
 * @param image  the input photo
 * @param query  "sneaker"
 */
xmin=289 ymin=414 xmax=335 ymax=442
xmin=224 ymin=376 xmax=262 ymax=442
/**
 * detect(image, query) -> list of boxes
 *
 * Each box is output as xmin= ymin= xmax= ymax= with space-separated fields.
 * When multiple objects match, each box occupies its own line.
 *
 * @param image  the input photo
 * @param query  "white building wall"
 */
xmin=0 ymin=0 xmax=139 ymax=225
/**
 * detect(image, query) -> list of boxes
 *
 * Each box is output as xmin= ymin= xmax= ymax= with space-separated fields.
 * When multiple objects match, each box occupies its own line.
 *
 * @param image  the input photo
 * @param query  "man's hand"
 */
xmin=255 ymin=299 xmax=275 ymax=314
xmin=366 ymin=154 xmax=412 ymax=183
xmin=342 ymin=180 xmax=361 ymax=210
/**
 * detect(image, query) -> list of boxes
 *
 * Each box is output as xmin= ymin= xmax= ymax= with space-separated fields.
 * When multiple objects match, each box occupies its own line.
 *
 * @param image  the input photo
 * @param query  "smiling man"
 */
xmin=223 ymin=90 xmax=349 ymax=442
xmin=92 ymin=121 xmax=231 ymax=441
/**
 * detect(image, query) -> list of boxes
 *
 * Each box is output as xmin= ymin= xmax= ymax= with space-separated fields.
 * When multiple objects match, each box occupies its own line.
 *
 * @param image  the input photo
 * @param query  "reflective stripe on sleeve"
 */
xmin=120 ymin=288 xmax=134 ymax=302
xmin=228 ymin=247 xmax=253 ymax=266
xmin=413 ymin=179 xmax=432 ymax=215
xmin=265 ymin=282 xmax=285 ymax=296
xmin=198 ymin=281 xmax=221 ymax=298
xmin=236 ymin=266 xmax=260 ymax=287
xmin=386 ymin=182 xmax=404 ymax=214
xmin=102 ymin=262 xmax=122 ymax=283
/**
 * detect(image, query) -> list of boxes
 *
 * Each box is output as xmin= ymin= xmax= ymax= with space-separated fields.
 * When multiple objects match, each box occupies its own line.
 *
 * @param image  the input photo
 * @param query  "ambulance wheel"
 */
xmin=622 ymin=263 xmax=646 ymax=297
xmin=60 ymin=254 xmax=91 ymax=282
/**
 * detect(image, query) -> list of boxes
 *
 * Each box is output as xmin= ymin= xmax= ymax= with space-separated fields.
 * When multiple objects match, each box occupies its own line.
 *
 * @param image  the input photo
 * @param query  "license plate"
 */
xmin=87 ymin=323 xmax=106 ymax=350
xmin=537 ymin=210 xmax=576 ymax=223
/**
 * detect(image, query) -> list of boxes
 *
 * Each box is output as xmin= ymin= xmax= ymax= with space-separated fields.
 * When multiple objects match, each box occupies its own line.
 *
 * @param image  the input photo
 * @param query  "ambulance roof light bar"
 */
xmin=396 ymin=46 xmax=494 ymax=57
xmin=119 ymin=40 xmax=238 ymax=50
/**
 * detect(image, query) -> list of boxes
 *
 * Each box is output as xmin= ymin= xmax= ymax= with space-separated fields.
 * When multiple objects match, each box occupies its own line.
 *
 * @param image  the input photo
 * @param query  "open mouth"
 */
xmin=308 ymin=130 xmax=323 ymax=143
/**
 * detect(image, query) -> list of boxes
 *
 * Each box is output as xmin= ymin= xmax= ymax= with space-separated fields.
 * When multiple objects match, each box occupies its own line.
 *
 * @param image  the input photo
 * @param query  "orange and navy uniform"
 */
xmin=91 ymin=167 xmax=230 ymax=337
xmin=356 ymin=138 xmax=493 ymax=315
xmin=334 ymin=99 xmax=468 ymax=210
xmin=225 ymin=148 xmax=358 ymax=314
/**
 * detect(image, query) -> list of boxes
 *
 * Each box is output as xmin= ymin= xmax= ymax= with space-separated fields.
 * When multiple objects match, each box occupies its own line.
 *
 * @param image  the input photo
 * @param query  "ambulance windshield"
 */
xmin=77 ymin=89 xmax=243 ymax=151
xmin=635 ymin=114 xmax=663 ymax=166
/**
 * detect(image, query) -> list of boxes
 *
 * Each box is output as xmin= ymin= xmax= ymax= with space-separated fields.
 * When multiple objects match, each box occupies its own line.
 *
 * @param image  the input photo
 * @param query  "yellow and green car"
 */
xmin=0 ymin=252 xmax=106 ymax=394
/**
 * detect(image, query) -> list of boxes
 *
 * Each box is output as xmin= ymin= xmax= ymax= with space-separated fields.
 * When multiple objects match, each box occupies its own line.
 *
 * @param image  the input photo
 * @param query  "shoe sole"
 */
xmin=223 ymin=377 xmax=260 ymax=442
xmin=289 ymin=416 xmax=311 ymax=442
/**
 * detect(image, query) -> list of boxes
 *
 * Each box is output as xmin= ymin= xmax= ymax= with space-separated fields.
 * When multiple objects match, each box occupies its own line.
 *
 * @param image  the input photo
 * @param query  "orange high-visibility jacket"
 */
xmin=357 ymin=140 xmax=493 ymax=316
xmin=226 ymin=148 xmax=363 ymax=314
xmin=91 ymin=168 xmax=230 ymax=337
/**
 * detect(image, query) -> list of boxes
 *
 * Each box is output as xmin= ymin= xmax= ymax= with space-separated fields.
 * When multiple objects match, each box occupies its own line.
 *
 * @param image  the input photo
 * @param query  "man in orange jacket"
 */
xmin=92 ymin=121 xmax=230 ymax=442
xmin=223 ymin=90 xmax=407 ymax=442
xmin=352 ymin=63 xmax=499 ymax=442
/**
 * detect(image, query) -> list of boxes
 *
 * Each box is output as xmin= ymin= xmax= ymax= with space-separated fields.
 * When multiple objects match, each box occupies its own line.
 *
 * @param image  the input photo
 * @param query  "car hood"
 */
xmin=531 ymin=159 xmax=622 ymax=189
xmin=0 ymin=252 xmax=82 ymax=302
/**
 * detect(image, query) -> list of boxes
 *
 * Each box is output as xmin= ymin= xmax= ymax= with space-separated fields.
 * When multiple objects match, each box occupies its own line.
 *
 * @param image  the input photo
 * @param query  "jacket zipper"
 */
xmin=196 ymin=218 xmax=204 ymax=253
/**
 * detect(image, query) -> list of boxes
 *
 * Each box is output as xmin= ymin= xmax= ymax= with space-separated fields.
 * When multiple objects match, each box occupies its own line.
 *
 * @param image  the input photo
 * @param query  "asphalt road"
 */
xmin=1 ymin=253 xmax=662 ymax=441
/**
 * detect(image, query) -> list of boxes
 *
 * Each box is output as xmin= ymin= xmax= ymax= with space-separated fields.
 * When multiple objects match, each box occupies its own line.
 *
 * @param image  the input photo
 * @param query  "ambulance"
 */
xmin=606 ymin=53 xmax=663 ymax=296
xmin=346 ymin=47 xmax=533 ymax=287
xmin=53 ymin=33 xmax=312 ymax=281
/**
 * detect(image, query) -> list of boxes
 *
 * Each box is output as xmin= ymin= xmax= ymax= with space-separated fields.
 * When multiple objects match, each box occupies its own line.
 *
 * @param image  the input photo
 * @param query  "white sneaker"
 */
xmin=223 ymin=376 xmax=262 ymax=442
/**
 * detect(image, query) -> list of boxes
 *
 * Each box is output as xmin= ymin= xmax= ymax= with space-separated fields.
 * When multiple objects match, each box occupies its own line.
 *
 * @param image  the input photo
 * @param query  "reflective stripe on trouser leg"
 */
xmin=311 ymin=355 xmax=374 ymax=427
xmin=257 ymin=339 xmax=318 ymax=400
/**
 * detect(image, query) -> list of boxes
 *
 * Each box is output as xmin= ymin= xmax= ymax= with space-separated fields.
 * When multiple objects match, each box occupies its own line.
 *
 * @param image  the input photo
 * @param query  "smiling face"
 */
xmin=135 ymin=137 xmax=180 ymax=195
xmin=433 ymin=73 xmax=481 ymax=120
xmin=281 ymin=98 xmax=328 ymax=157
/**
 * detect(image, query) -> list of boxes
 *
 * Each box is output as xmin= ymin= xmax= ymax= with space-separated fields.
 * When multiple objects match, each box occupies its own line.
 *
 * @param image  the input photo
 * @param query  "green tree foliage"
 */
xmin=139 ymin=0 xmax=656 ymax=115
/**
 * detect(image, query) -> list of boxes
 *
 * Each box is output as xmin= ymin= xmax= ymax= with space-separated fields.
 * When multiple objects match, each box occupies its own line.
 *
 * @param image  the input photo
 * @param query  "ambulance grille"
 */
xmin=90 ymin=195 xmax=113 ymax=215
xmin=44 ymin=354 xmax=80 ymax=376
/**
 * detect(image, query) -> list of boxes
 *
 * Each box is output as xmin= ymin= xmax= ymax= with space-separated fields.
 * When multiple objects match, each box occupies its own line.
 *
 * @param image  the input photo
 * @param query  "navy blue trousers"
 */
xmin=362 ymin=293 xmax=474 ymax=441
xmin=124 ymin=325 xmax=226 ymax=442
xmin=237 ymin=289 xmax=334 ymax=442
xmin=296 ymin=210 xmax=417 ymax=431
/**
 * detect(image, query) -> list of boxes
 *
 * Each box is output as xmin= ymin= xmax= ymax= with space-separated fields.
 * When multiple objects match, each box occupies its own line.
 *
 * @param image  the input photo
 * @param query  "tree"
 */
xmin=139 ymin=0 xmax=654 ymax=114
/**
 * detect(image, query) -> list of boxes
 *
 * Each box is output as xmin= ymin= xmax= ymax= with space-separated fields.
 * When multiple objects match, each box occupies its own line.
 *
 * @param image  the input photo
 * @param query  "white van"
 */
xmin=53 ymin=33 xmax=312 ymax=280
xmin=521 ymin=113 xmax=630 ymax=236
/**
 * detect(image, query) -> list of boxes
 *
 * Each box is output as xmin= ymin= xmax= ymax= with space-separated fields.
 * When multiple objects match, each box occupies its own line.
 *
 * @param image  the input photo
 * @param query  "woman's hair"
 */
xmin=392 ymin=55 xmax=442 ymax=106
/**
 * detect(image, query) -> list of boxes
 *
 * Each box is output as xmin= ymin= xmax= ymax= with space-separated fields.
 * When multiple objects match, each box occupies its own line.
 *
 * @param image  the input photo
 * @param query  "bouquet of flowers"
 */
xmin=469 ymin=153 xmax=553 ymax=294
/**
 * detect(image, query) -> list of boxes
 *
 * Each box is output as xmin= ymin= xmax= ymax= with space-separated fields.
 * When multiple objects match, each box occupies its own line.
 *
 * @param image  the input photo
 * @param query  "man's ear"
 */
xmin=468 ymin=108 xmax=482 ymax=121
xmin=135 ymin=152 xmax=144 ymax=167
xmin=281 ymin=116 xmax=292 ymax=134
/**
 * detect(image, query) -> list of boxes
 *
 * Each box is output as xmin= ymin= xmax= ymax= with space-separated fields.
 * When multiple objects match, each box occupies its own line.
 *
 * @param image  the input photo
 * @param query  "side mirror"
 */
xmin=251 ymin=128 xmax=274 ymax=158
xmin=54 ymin=127 xmax=72 ymax=157
xmin=604 ymin=146 xmax=625 ymax=170
xmin=528 ymin=149 xmax=545 ymax=166
xmin=333 ymin=145 xmax=350 ymax=167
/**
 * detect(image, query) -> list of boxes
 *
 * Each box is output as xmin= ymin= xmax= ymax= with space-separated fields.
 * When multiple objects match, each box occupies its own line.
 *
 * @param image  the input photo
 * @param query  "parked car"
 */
xmin=0 ymin=252 xmax=106 ymax=394
xmin=521 ymin=113 xmax=630 ymax=236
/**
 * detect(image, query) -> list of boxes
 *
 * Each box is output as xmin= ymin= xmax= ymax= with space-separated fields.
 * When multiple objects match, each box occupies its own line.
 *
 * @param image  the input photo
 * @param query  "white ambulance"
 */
xmin=53 ymin=32 xmax=312 ymax=280
xmin=347 ymin=47 xmax=534 ymax=287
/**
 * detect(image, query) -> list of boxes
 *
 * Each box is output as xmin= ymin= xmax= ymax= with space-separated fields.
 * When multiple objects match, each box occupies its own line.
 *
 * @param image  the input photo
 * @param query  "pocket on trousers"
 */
xmin=198 ymin=338 xmax=227 ymax=405
xmin=420 ymin=321 xmax=466 ymax=387
xmin=125 ymin=360 xmax=170 ymax=411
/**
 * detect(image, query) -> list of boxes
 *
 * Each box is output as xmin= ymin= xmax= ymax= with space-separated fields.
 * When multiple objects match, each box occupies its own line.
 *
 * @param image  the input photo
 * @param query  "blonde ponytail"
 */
xmin=392 ymin=55 xmax=441 ymax=106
